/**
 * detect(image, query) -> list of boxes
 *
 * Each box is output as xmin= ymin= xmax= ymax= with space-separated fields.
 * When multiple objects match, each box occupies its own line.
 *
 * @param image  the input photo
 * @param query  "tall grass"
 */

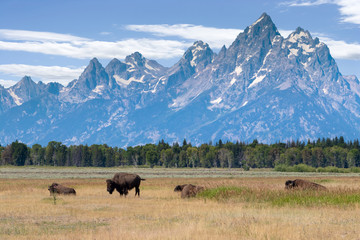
xmin=1 ymin=173 xmax=360 ymax=239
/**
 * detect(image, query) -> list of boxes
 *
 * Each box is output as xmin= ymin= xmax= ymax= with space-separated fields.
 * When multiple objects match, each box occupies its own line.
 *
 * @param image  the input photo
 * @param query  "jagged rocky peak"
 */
xmin=244 ymin=12 xmax=279 ymax=36
xmin=77 ymin=57 xmax=109 ymax=90
xmin=125 ymin=52 xmax=146 ymax=67
xmin=107 ymin=58 xmax=122 ymax=66
xmin=181 ymin=40 xmax=214 ymax=70
xmin=287 ymin=27 xmax=313 ymax=43
xmin=229 ymin=12 xmax=280 ymax=57
xmin=11 ymin=76 xmax=41 ymax=92
xmin=87 ymin=57 xmax=103 ymax=70
xmin=7 ymin=76 xmax=44 ymax=106
xmin=12 ymin=76 xmax=36 ymax=89
xmin=105 ymin=58 xmax=127 ymax=74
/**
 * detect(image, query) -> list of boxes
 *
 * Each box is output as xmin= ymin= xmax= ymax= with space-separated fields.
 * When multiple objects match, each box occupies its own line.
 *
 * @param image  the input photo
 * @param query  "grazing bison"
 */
xmin=48 ymin=183 xmax=76 ymax=195
xmin=285 ymin=179 xmax=327 ymax=190
xmin=106 ymin=173 xmax=145 ymax=197
xmin=178 ymin=184 xmax=205 ymax=198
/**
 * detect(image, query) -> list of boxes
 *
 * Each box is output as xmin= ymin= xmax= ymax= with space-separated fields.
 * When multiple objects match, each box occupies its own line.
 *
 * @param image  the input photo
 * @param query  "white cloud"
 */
xmin=0 ymin=29 xmax=89 ymax=42
xmin=0 ymin=28 xmax=190 ymax=60
xmin=0 ymin=39 xmax=188 ymax=60
xmin=337 ymin=0 xmax=360 ymax=25
xmin=284 ymin=0 xmax=335 ymax=7
xmin=316 ymin=35 xmax=360 ymax=59
xmin=0 ymin=79 xmax=18 ymax=88
xmin=283 ymin=0 xmax=360 ymax=25
xmin=125 ymin=24 xmax=241 ymax=48
xmin=0 ymin=64 xmax=85 ymax=86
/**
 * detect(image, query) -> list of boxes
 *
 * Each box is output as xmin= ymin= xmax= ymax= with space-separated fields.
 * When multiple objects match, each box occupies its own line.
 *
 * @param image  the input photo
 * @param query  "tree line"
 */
xmin=0 ymin=137 xmax=360 ymax=169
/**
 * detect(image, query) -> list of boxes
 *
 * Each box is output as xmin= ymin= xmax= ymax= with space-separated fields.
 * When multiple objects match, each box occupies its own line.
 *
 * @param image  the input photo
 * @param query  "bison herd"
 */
xmin=48 ymin=173 xmax=327 ymax=198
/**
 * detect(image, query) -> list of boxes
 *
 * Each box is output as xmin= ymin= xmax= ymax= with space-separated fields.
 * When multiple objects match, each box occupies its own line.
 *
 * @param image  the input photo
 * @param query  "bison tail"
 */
xmin=141 ymin=178 xmax=146 ymax=181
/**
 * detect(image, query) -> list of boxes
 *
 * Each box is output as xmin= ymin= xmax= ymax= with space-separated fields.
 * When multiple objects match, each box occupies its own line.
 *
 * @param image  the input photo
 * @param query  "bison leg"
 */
xmin=135 ymin=187 xmax=140 ymax=197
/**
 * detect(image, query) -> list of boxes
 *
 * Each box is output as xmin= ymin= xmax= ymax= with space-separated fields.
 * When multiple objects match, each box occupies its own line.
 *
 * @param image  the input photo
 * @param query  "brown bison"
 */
xmin=106 ymin=173 xmax=145 ymax=197
xmin=48 ymin=183 xmax=76 ymax=195
xmin=285 ymin=179 xmax=327 ymax=190
xmin=175 ymin=184 xmax=205 ymax=198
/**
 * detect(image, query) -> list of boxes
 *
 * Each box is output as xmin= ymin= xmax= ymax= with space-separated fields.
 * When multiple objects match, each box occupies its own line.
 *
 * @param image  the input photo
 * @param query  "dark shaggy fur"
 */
xmin=48 ymin=183 xmax=76 ymax=195
xmin=180 ymin=184 xmax=205 ymax=198
xmin=285 ymin=179 xmax=327 ymax=190
xmin=106 ymin=173 xmax=145 ymax=197
xmin=174 ymin=184 xmax=187 ymax=192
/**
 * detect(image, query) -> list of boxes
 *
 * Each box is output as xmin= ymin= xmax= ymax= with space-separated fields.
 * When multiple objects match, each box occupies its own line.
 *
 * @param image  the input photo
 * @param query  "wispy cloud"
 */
xmin=125 ymin=24 xmax=241 ymax=48
xmin=0 ymin=29 xmax=189 ymax=60
xmin=284 ymin=0 xmax=335 ymax=7
xmin=0 ymin=29 xmax=89 ymax=42
xmin=0 ymin=39 xmax=188 ymax=60
xmin=337 ymin=0 xmax=360 ymax=25
xmin=0 ymin=64 xmax=85 ymax=86
xmin=283 ymin=0 xmax=360 ymax=25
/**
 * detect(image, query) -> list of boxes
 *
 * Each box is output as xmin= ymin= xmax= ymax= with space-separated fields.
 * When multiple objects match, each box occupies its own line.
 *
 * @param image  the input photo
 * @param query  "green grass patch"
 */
xmin=197 ymin=186 xmax=250 ymax=201
xmin=198 ymin=186 xmax=360 ymax=207
xmin=271 ymin=191 xmax=360 ymax=207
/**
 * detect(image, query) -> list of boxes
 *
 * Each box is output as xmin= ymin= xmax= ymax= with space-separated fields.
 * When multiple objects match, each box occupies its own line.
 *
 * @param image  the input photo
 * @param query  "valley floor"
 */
xmin=1 ymin=167 xmax=360 ymax=239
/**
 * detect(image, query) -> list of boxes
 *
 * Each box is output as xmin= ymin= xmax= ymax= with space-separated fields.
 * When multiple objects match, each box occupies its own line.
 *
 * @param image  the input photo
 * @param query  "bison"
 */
xmin=285 ymin=179 xmax=327 ymax=190
xmin=175 ymin=184 xmax=205 ymax=198
xmin=48 ymin=183 xmax=76 ymax=195
xmin=106 ymin=173 xmax=145 ymax=197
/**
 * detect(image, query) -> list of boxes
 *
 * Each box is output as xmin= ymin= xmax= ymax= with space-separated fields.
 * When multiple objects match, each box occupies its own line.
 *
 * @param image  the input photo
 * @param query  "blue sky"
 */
xmin=0 ymin=0 xmax=359 ymax=88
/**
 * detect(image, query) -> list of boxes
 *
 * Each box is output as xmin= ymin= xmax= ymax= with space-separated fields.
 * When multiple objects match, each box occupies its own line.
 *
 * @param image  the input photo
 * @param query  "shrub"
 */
xmin=275 ymin=164 xmax=315 ymax=172
xmin=274 ymin=164 xmax=289 ymax=172
xmin=317 ymin=166 xmax=350 ymax=173
xmin=292 ymin=164 xmax=316 ymax=172
xmin=350 ymin=167 xmax=360 ymax=173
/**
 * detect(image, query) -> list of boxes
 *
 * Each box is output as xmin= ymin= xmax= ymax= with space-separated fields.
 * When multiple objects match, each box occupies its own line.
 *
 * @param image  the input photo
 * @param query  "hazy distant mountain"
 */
xmin=1 ymin=13 xmax=359 ymax=146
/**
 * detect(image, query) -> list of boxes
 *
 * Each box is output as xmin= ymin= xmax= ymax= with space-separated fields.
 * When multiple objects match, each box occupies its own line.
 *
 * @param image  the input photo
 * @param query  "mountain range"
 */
xmin=1 ymin=13 xmax=360 ymax=147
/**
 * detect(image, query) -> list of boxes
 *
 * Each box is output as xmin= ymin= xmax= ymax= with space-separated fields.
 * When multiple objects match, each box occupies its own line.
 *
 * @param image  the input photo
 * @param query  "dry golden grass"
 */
xmin=1 ymin=175 xmax=360 ymax=239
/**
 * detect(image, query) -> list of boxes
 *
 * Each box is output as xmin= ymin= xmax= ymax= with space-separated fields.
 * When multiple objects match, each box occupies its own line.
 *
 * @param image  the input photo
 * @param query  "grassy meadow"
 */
xmin=1 ymin=167 xmax=360 ymax=239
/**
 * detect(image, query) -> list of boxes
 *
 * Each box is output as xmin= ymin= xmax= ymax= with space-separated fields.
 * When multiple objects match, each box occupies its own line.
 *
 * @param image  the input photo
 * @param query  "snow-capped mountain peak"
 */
xmin=1 ymin=13 xmax=360 ymax=146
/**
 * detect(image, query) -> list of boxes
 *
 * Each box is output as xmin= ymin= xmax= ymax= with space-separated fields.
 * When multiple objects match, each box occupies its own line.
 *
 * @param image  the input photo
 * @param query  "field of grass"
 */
xmin=1 ymin=167 xmax=360 ymax=239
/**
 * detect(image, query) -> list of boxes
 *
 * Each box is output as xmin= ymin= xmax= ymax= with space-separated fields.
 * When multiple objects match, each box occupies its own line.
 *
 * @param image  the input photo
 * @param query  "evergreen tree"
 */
xmin=11 ymin=141 xmax=28 ymax=166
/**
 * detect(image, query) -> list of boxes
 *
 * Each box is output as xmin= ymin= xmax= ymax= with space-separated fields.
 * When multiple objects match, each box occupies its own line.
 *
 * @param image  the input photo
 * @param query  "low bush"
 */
xmin=275 ymin=164 xmax=360 ymax=173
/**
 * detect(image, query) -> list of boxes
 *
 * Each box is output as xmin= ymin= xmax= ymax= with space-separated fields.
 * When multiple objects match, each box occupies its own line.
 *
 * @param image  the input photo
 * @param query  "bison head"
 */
xmin=48 ymin=183 xmax=58 ymax=192
xmin=285 ymin=180 xmax=295 ymax=189
xmin=174 ymin=185 xmax=185 ymax=192
xmin=106 ymin=179 xmax=115 ymax=194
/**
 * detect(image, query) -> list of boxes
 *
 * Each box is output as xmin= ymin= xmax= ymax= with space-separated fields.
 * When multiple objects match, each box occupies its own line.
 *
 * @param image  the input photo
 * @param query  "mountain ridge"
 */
xmin=1 ymin=13 xmax=359 ymax=146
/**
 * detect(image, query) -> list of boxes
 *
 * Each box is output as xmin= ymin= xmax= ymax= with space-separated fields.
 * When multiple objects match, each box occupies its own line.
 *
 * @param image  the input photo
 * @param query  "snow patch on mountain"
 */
xmin=249 ymin=75 xmax=266 ymax=88
xmin=8 ymin=88 xmax=23 ymax=105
